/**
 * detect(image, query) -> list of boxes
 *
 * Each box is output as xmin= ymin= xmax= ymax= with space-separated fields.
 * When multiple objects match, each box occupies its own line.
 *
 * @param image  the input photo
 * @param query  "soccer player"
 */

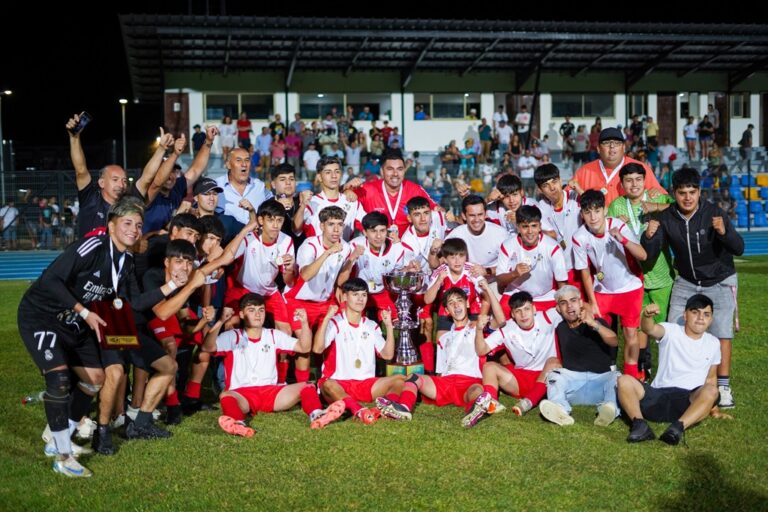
xmin=400 ymin=196 xmax=448 ymax=275
xmin=313 ymin=278 xmax=404 ymax=425
xmin=463 ymin=292 xmax=563 ymax=427
xmin=486 ymin=174 xmax=543 ymax=236
xmin=495 ymin=205 xmax=567 ymax=316
xmin=617 ymin=295 xmax=726 ymax=445
xmin=203 ymin=294 xmax=344 ymax=436
xmin=572 ymin=190 xmax=648 ymax=379
xmin=445 ymin=195 xmax=508 ymax=276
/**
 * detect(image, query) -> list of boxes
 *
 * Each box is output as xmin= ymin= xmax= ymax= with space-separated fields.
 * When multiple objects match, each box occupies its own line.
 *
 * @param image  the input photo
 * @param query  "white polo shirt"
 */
xmin=321 ymin=312 xmax=386 ymax=381
xmin=496 ymin=233 xmax=568 ymax=301
xmin=400 ymin=211 xmax=447 ymax=274
xmin=303 ymin=192 xmax=365 ymax=241
xmin=350 ymin=236 xmax=411 ymax=294
xmin=285 ymin=236 xmax=351 ymax=302
xmin=537 ymin=190 xmax=582 ymax=270
xmin=217 ymin=329 xmax=298 ymax=389
xmin=445 ymin=221 xmax=508 ymax=269
xmin=484 ymin=309 xmax=561 ymax=371
xmin=233 ymin=231 xmax=294 ymax=296
xmin=436 ymin=324 xmax=482 ymax=378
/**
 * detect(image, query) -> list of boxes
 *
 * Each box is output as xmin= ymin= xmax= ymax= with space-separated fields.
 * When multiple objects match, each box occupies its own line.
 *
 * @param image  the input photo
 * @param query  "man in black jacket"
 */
xmin=641 ymin=168 xmax=743 ymax=408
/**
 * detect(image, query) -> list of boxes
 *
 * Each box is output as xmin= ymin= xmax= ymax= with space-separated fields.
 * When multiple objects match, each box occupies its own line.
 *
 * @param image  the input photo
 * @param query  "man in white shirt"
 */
xmin=516 ymin=148 xmax=538 ymax=195
xmin=495 ymin=119 xmax=513 ymax=154
xmin=515 ymin=105 xmax=531 ymax=146
xmin=618 ymin=295 xmax=725 ymax=445
xmin=215 ymin=148 xmax=273 ymax=225
xmin=492 ymin=105 xmax=508 ymax=133
xmin=0 ymin=199 xmax=20 ymax=250
xmin=302 ymin=142 xmax=321 ymax=182
xmin=445 ymin=195 xmax=508 ymax=278
xmin=657 ymin=137 xmax=677 ymax=171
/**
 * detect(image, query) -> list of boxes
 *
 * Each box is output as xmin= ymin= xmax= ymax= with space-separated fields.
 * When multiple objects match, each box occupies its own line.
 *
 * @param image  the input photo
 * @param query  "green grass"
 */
xmin=1 ymin=260 xmax=768 ymax=511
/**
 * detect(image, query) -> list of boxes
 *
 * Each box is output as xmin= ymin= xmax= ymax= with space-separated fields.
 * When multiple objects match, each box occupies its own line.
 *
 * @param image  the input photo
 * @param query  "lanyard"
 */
xmin=110 ymin=242 xmax=125 ymax=297
xmin=625 ymin=191 xmax=648 ymax=236
xmin=382 ymin=181 xmax=403 ymax=222
xmin=598 ymin=157 xmax=625 ymax=187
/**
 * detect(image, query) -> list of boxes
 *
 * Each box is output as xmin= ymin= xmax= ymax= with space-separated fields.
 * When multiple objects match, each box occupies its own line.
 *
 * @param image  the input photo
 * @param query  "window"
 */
xmin=679 ymin=92 xmax=699 ymax=119
xmin=205 ymin=94 xmax=238 ymax=121
xmin=552 ymin=94 xmax=614 ymax=117
xmin=413 ymin=93 xmax=482 ymax=120
xmin=414 ymin=93 xmax=431 ymax=119
xmin=241 ymin=94 xmax=273 ymax=119
xmin=299 ymin=94 xmax=344 ymax=121
xmin=346 ymin=93 xmax=392 ymax=121
xmin=629 ymin=94 xmax=647 ymax=117
xmin=731 ymin=93 xmax=750 ymax=118
xmin=204 ymin=93 xmax=273 ymax=122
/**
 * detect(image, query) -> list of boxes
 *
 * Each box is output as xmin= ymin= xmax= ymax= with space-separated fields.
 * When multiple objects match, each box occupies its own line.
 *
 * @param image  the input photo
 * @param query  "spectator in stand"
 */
xmin=509 ymin=133 xmax=523 ymax=162
xmin=496 ymin=119 xmax=514 ymax=155
xmin=645 ymin=116 xmax=659 ymax=147
xmin=191 ymin=124 xmax=207 ymax=155
xmin=698 ymin=115 xmax=714 ymax=161
xmin=39 ymin=198 xmax=53 ymax=250
xmin=0 ymin=199 xmax=19 ymax=250
xmin=516 ymin=148 xmax=538 ymax=195
xmin=423 ymin=170 xmax=435 ymax=189
xmin=683 ymin=116 xmax=698 ymax=161
xmin=573 ymin=125 xmax=590 ymax=165
xmin=514 ymin=105 xmax=531 ymax=147
xmin=302 ymin=142 xmax=321 ymax=183
xmin=61 ymin=199 xmax=76 ymax=246
xmin=289 ymin=113 xmax=304 ymax=135
xmin=492 ymin=104 xmax=508 ymax=133
xmin=359 ymin=105 xmax=374 ymax=121
xmin=658 ymin=137 xmax=677 ymax=172
xmin=588 ymin=125 xmax=600 ymax=162
xmin=236 ymin=112 xmax=253 ymax=152
xmin=370 ymin=133 xmax=385 ymax=159
xmin=256 ymin=127 xmax=273 ymax=179
xmin=559 ymin=116 xmax=575 ymax=165
xmin=459 ymin=139 xmax=477 ymax=175
xmin=327 ymin=142 xmax=345 ymax=160
xmin=414 ymin=104 xmax=428 ymax=120
xmin=270 ymin=133 xmax=286 ymax=167
xmin=285 ymin=127 xmax=303 ymax=175
xmin=219 ymin=115 xmax=237 ymax=162
xmin=269 ymin=113 xmax=286 ymax=137
xmin=343 ymin=138 xmax=362 ymax=175
xmin=738 ymin=124 xmax=753 ymax=172
xmin=442 ymin=140 xmax=461 ymax=177
xmin=498 ymin=152 xmax=515 ymax=176
xmin=381 ymin=121 xmax=394 ymax=146
xmin=388 ymin=127 xmax=403 ymax=149
xmin=478 ymin=118 xmax=493 ymax=164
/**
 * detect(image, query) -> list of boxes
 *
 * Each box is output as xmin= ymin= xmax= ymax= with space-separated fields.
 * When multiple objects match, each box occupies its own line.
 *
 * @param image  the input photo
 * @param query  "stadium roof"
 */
xmin=119 ymin=16 xmax=768 ymax=102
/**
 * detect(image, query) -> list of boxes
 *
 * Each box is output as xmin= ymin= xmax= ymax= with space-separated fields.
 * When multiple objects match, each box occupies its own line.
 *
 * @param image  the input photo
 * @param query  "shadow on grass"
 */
xmin=659 ymin=452 xmax=766 ymax=511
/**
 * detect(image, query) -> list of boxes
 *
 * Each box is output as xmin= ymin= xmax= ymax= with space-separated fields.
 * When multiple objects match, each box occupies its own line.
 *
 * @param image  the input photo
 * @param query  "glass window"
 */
xmin=552 ymin=94 xmax=582 ymax=117
xmin=679 ymin=92 xmax=699 ymax=119
xmin=552 ymin=93 xmax=614 ymax=117
xmin=465 ymin=93 xmax=481 ymax=119
xmin=241 ymin=94 xmax=273 ymax=119
xmin=583 ymin=94 xmax=614 ymax=117
xmin=414 ymin=93 xmax=431 ymax=119
xmin=299 ymin=94 xmax=344 ymax=120
xmin=432 ymin=94 xmax=465 ymax=119
xmin=346 ymin=93 xmax=392 ymax=121
xmin=731 ymin=93 xmax=750 ymax=118
xmin=629 ymin=94 xmax=647 ymax=117
xmin=205 ymin=94 xmax=238 ymax=121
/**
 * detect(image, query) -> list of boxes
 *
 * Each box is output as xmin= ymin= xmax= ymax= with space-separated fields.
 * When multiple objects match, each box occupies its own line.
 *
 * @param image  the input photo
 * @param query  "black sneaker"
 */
xmin=92 ymin=425 xmax=116 ymax=455
xmin=126 ymin=421 xmax=172 ymax=440
xmin=659 ymin=420 xmax=685 ymax=446
xmin=165 ymin=405 xmax=183 ymax=425
xmin=627 ymin=418 xmax=656 ymax=443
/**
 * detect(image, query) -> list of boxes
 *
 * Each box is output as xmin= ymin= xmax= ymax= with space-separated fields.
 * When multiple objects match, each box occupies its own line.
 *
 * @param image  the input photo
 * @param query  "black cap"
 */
xmin=193 ymin=177 xmax=223 ymax=195
xmin=599 ymin=128 xmax=624 ymax=143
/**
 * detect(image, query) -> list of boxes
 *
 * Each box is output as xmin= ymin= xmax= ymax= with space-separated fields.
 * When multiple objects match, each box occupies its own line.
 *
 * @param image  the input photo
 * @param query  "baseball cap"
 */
xmin=193 ymin=177 xmax=223 ymax=195
xmin=599 ymin=128 xmax=624 ymax=143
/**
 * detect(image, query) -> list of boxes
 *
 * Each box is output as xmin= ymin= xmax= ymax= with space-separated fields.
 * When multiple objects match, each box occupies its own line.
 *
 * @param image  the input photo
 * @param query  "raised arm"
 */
xmin=184 ymin=126 xmax=218 ymax=185
xmin=134 ymin=129 xmax=174 ymax=199
xmin=313 ymin=305 xmax=338 ymax=354
xmin=65 ymin=114 xmax=92 ymax=191
xmin=640 ymin=303 xmax=665 ymax=340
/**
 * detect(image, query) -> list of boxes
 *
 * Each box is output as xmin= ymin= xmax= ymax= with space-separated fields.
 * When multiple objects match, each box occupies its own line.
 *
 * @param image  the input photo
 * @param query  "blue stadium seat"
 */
xmin=750 ymin=201 xmax=764 ymax=214
xmin=761 ymin=188 xmax=768 ymax=200
xmin=738 ymin=214 xmax=749 ymax=227
xmin=755 ymin=214 xmax=768 ymax=227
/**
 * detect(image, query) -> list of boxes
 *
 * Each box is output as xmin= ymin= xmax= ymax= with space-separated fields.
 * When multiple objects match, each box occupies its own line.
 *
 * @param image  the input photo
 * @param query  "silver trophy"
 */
xmin=383 ymin=271 xmax=426 ymax=373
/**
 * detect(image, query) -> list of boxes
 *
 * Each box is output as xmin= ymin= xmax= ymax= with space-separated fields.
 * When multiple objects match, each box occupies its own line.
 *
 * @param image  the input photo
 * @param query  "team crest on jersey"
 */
xmin=261 ymin=344 xmax=272 ymax=353
xmin=44 ymin=350 xmax=53 ymax=361
xmin=383 ymin=260 xmax=390 ymax=268
xmin=461 ymin=286 xmax=470 ymax=295
xmin=362 ymin=332 xmax=369 ymax=339
xmin=343 ymin=203 xmax=351 ymax=212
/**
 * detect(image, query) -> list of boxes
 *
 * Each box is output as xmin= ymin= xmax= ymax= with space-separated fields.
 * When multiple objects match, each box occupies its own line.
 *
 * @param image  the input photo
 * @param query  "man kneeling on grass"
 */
xmin=538 ymin=285 xmax=621 ymax=427
xmin=203 ymin=294 xmax=345 ymax=437
xmin=617 ymin=294 xmax=729 ymax=445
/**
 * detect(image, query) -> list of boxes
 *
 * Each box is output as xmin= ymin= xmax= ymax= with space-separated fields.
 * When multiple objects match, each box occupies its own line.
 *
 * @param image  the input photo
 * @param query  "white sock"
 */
xmin=51 ymin=429 xmax=71 ymax=455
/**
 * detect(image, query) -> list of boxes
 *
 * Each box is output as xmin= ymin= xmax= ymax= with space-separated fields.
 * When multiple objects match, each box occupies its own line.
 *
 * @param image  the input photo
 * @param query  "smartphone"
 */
xmin=69 ymin=111 xmax=92 ymax=135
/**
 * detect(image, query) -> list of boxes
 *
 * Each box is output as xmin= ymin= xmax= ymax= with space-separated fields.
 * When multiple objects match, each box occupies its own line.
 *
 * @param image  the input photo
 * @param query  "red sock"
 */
xmin=277 ymin=360 xmax=289 ymax=384
xmin=419 ymin=342 xmax=435 ymax=373
xmin=398 ymin=382 xmax=418 ymax=411
xmin=483 ymin=385 xmax=499 ymax=400
xmin=525 ymin=382 xmax=547 ymax=407
xmin=624 ymin=363 xmax=640 ymax=379
xmin=295 ymin=368 xmax=310 ymax=383
xmin=220 ymin=396 xmax=246 ymax=421
xmin=343 ymin=397 xmax=363 ymax=415
xmin=385 ymin=393 xmax=400 ymax=402
xmin=184 ymin=381 xmax=201 ymax=400
xmin=165 ymin=390 xmax=180 ymax=407
xmin=300 ymin=384 xmax=322 ymax=415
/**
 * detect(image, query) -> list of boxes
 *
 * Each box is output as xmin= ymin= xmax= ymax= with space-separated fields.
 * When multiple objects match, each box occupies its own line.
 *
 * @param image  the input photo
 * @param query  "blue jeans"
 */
xmin=40 ymin=226 xmax=52 ymax=249
xmin=546 ymin=368 xmax=620 ymax=415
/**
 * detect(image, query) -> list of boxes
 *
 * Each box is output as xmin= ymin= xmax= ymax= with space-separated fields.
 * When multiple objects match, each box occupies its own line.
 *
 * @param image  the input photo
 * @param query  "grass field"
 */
xmin=1 ymin=259 xmax=768 ymax=511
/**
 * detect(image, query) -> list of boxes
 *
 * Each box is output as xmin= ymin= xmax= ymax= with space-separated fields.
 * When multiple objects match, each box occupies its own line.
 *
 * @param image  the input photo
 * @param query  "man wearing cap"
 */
xmin=191 ymin=178 xmax=224 ymax=218
xmin=573 ymin=127 xmax=666 ymax=204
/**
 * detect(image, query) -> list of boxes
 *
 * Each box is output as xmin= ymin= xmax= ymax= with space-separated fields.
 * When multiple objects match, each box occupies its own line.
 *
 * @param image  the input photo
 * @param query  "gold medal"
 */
xmin=596 ymin=271 xmax=605 ymax=281
xmin=113 ymin=298 xmax=123 ymax=310
xmin=355 ymin=358 xmax=362 ymax=369
xmin=274 ymin=255 xmax=284 ymax=267
xmin=368 ymin=280 xmax=376 ymax=291
xmin=559 ymin=240 xmax=567 ymax=250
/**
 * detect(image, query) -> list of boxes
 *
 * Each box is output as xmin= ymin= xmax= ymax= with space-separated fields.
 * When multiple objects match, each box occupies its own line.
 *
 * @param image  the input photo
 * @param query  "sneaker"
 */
xmin=110 ymin=413 xmax=126 ymax=429
xmin=217 ymin=416 xmax=255 ymax=438
xmin=354 ymin=407 xmax=381 ymax=425
xmin=309 ymin=400 xmax=346 ymax=430
xmin=75 ymin=417 xmax=97 ymax=441
xmin=461 ymin=392 xmax=491 ymax=428
xmin=539 ymin=400 xmax=575 ymax=426
xmin=718 ymin=385 xmax=735 ymax=409
xmin=125 ymin=421 xmax=172 ymax=440
xmin=487 ymin=398 xmax=506 ymax=415
xmin=594 ymin=402 xmax=617 ymax=427
xmin=659 ymin=420 xmax=686 ymax=446
xmin=512 ymin=398 xmax=533 ymax=417
xmin=375 ymin=397 xmax=412 ymax=421
xmin=91 ymin=425 xmax=116 ymax=456
xmin=52 ymin=456 xmax=93 ymax=478
xmin=627 ymin=418 xmax=656 ymax=443
xmin=165 ymin=405 xmax=183 ymax=425
xmin=44 ymin=441 xmax=94 ymax=458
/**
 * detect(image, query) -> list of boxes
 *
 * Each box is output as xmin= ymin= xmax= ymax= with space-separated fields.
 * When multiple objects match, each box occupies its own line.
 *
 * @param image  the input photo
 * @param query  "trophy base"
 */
xmin=386 ymin=362 xmax=425 ymax=377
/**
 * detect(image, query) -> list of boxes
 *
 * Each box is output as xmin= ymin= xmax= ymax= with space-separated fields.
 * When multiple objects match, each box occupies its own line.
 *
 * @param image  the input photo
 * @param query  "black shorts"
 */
xmin=100 ymin=331 xmax=168 ymax=372
xmin=639 ymin=383 xmax=712 ymax=422
xmin=436 ymin=313 xmax=478 ymax=332
xmin=18 ymin=302 xmax=101 ymax=373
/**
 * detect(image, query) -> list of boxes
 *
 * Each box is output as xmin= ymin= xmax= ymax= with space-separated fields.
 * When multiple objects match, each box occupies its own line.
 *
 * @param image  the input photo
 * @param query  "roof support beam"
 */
xmin=402 ymin=38 xmax=436 ymax=89
xmin=344 ymin=37 xmax=368 ymax=76
xmin=680 ymin=42 xmax=745 ymax=77
xmin=285 ymin=37 xmax=303 ymax=89
xmin=516 ymin=42 xmax=560 ymax=91
xmin=223 ymin=33 xmax=232 ymax=75
xmin=626 ymin=43 xmax=686 ymax=88
xmin=572 ymin=41 xmax=625 ymax=76
xmin=461 ymin=37 xmax=500 ymax=76
xmin=729 ymin=56 xmax=768 ymax=89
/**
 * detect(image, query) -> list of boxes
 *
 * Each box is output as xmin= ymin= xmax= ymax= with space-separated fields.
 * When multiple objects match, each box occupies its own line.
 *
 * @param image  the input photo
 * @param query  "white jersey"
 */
xmin=351 ymin=236 xmax=411 ymax=294
xmin=486 ymin=198 xmax=553 ymax=237
xmin=484 ymin=309 xmax=561 ymax=371
xmin=572 ymin=218 xmax=643 ymax=294
xmin=303 ymin=192 xmax=365 ymax=241
xmin=445 ymin=221 xmax=508 ymax=269
xmin=321 ymin=312 xmax=387 ymax=381
xmin=400 ymin=211 xmax=448 ymax=274
xmin=537 ymin=189 xmax=582 ymax=270
xmin=652 ymin=323 xmax=721 ymax=391
xmin=216 ymin=328 xmax=298 ymax=389
xmin=233 ymin=231 xmax=294 ymax=296
xmin=286 ymin=236 xmax=351 ymax=302
xmin=436 ymin=324 xmax=482 ymax=378
xmin=496 ymin=234 xmax=568 ymax=301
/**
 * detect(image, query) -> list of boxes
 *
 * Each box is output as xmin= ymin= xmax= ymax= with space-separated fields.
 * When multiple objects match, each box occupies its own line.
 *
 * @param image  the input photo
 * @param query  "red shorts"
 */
xmin=330 ymin=377 xmax=379 ymax=403
xmin=366 ymin=291 xmax=398 ymax=321
xmin=567 ymin=269 xmax=584 ymax=296
xmin=148 ymin=310 xmax=202 ymax=347
xmin=501 ymin=295 xmax=557 ymax=317
xmin=231 ymin=384 xmax=284 ymax=413
xmin=285 ymin=297 xmax=338 ymax=332
xmin=225 ymin=287 xmax=291 ymax=325
xmin=423 ymin=374 xmax=482 ymax=407
xmin=503 ymin=365 xmax=540 ymax=398
xmin=595 ymin=287 xmax=643 ymax=328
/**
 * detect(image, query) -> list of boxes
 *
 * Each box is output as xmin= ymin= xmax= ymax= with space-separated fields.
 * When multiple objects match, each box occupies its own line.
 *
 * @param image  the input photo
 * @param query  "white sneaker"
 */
xmin=44 ymin=441 xmax=94 ymax=458
xmin=539 ymin=400 xmax=575 ymax=426
xmin=52 ymin=456 xmax=92 ymax=478
xmin=594 ymin=402 xmax=617 ymax=427
xmin=718 ymin=385 xmax=735 ymax=409
xmin=75 ymin=417 xmax=97 ymax=440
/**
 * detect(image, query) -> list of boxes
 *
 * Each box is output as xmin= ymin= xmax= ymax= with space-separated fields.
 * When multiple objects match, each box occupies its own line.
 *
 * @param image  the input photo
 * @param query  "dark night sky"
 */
xmin=0 ymin=4 xmax=756 ymax=160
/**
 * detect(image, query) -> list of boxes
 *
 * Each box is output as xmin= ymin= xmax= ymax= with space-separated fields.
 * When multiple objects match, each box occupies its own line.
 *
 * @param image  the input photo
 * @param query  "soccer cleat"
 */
xmin=217 ymin=416 xmax=255 ymax=438
xmin=52 ymin=456 xmax=93 ymax=478
xmin=181 ymin=398 xmax=212 ymax=416
xmin=91 ymin=425 xmax=116 ymax=456
xmin=375 ymin=397 xmax=412 ymax=421
xmin=75 ymin=417 xmax=97 ymax=441
xmin=539 ymin=399 xmax=575 ymax=426
xmin=627 ymin=418 xmax=656 ymax=443
xmin=461 ymin=392 xmax=491 ymax=428
xmin=487 ymin=398 xmax=506 ymax=415
xmin=594 ymin=402 xmax=617 ymax=427
xmin=44 ymin=441 xmax=93 ymax=458
xmin=659 ymin=420 xmax=686 ymax=446
xmin=718 ymin=385 xmax=735 ymax=409
xmin=126 ymin=421 xmax=172 ymax=440
xmin=354 ymin=407 xmax=381 ymax=425
xmin=165 ymin=405 xmax=183 ymax=425
xmin=309 ymin=400 xmax=346 ymax=430
xmin=512 ymin=398 xmax=533 ymax=417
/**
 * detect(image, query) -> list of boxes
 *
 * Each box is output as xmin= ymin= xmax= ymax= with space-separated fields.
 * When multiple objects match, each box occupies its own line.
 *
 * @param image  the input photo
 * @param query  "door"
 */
xmin=714 ymin=92 xmax=728 ymax=146
xmin=656 ymin=93 xmax=677 ymax=145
